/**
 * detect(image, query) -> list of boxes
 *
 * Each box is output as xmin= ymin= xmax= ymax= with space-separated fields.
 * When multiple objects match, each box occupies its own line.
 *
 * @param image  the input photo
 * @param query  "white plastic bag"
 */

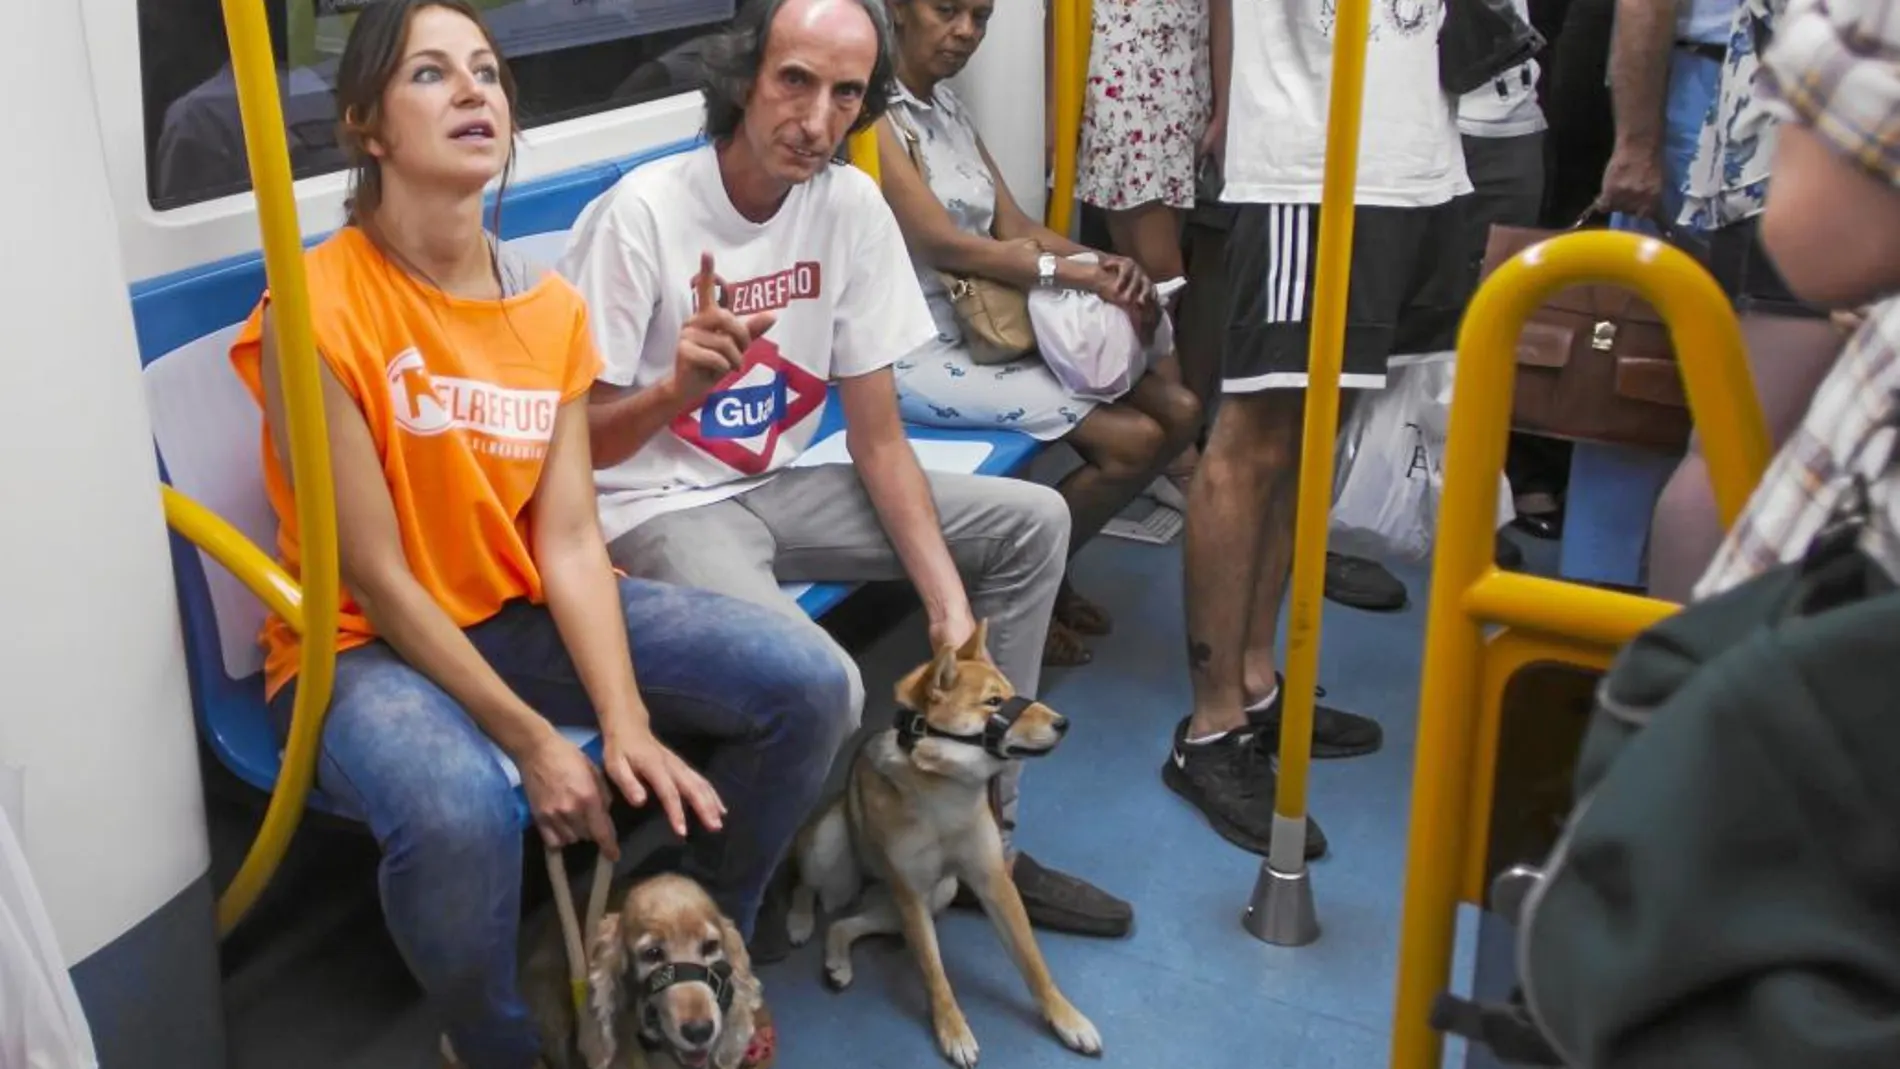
xmin=1330 ymin=352 xmax=1514 ymax=562
xmin=0 ymin=799 xmax=99 ymax=1069
xmin=1027 ymin=254 xmax=1182 ymax=403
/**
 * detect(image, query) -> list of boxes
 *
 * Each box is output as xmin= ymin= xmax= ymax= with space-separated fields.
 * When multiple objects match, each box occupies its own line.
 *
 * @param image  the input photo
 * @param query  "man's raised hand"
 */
xmin=671 ymin=251 xmax=777 ymax=404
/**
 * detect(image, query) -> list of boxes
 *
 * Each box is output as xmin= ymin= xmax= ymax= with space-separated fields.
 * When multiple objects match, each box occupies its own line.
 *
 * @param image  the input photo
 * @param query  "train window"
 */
xmin=138 ymin=0 xmax=735 ymax=211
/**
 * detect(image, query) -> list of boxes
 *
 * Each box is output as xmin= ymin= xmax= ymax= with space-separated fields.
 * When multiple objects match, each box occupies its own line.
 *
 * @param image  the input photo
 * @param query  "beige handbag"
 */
xmin=889 ymin=113 xmax=1037 ymax=364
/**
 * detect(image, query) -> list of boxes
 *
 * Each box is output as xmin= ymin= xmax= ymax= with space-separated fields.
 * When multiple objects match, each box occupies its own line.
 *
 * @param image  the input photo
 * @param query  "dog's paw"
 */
xmin=1048 ymin=1000 xmax=1102 ymax=1057
xmin=823 ymin=955 xmax=854 ymax=990
xmin=935 ymin=1013 xmax=980 ymax=1068
xmin=787 ymin=908 xmax=815 ymax=947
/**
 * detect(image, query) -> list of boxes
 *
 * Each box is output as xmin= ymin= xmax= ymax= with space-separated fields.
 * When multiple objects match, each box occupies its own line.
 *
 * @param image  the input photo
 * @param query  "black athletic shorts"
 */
xmin=1220 ymin=198 xmax=1470 ymax=393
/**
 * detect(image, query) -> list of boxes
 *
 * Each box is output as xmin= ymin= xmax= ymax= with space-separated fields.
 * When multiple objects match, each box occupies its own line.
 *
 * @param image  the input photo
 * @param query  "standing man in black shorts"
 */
xmin=1165 ymin=0 xmax=1473 ymax=858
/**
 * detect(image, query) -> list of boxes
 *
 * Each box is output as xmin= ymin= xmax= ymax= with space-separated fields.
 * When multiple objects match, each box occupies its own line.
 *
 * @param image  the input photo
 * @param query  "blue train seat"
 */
xmin=135 ymin=137 xmax=1045 ymax=828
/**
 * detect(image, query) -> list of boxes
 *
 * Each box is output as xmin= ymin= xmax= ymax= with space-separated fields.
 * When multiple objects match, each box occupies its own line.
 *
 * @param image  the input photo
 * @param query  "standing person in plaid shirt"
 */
xmin=1696 ymin=0 xmax=1900 ymax=598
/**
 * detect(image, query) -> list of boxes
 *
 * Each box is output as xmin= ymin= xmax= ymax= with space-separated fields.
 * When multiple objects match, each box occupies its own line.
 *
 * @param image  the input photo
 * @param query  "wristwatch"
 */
xmin=1036 ymin=252 xmax=1058 ymax=289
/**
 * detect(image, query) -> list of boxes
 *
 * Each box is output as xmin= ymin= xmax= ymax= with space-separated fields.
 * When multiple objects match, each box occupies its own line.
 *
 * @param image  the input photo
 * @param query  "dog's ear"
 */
xmin=718 ymin=913 xmax=762 ymax=1010
xmin=955 ymin=619 xmax=993 ymax=666
xmin=927 ymin=641 xmax=961 ymax=696
xmin=713 ymin=913 xmax=764 ymax=1069
xmin=579 ymin=914 xmax=626 ymax=1069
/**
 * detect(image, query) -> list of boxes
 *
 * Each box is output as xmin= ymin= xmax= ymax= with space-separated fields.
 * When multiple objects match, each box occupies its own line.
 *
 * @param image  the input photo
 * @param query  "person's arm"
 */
xmin=1597 ymin=0 xmax=1682 ymax=215
xmin=874 ymin=115 xmax=1102 ymax=290
xmin=980 ymin=135 xmax=1154 ymax=311
xmin=258 ymin=311 xmax=610 ymax=853
xmin=1760 ymin=123 xmax=1900 ymax=307
xmin=586 ymin=252 xmax=773 ymax=468
xmin=528 ymin=397 xmax=724 ymax=838
xmin=1201 ymin=0 xmax=1232 ymax=164
xmin=837 ymin=368 xmax=975 ymax=648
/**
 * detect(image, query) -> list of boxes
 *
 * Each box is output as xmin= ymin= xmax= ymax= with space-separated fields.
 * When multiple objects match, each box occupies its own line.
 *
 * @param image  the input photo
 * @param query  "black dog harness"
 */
xmin=636 ymin=959 xmax=737 ymax=1053
xmin=893 ymin=696 xmax=1053 ymax=761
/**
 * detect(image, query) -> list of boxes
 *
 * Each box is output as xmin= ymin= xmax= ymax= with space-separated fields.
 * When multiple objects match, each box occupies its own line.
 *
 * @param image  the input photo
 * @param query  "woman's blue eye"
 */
xmin=412 ymin=65 xmax=441 ymax=83
xmin=475 ymin=65 xmax=499 ymax=84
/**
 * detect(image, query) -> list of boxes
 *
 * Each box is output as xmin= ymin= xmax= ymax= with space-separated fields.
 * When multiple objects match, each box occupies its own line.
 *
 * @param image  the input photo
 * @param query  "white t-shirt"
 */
xmin=560 ymin=144 xmax=936 ymax=542
xmin=1223 ymin=0 xmax=1472 ymax=207
xmin=1457 ymin=0 xmax=1547 ymax=138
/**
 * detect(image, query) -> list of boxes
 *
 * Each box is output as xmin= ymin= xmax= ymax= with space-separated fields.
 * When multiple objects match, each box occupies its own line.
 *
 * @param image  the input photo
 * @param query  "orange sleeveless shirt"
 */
xmin=230 ymin=227 xmax=604 ymax=697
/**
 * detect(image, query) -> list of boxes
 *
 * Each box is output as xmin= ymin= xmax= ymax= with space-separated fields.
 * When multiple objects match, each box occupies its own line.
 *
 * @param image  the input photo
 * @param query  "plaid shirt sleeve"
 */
xmin=1759 ymin=0 xmax=1900 ymax=188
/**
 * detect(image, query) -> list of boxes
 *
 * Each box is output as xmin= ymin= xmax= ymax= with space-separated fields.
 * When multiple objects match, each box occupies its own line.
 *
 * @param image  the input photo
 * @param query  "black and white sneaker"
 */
xmin=1162 ymin=718 xmax=1328 ymax=859
xmin=1247 ymin=673 xmax=1384 ymax=759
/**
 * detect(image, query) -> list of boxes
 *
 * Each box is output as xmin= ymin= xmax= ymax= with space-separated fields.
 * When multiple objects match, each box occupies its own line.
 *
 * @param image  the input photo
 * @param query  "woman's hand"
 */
xmin=602 ymin=724 xmax=726 ymax=839
xmin=1198 ymin=110 xmax=1226 ymax=168
xmin=1088 ymin=254 xmax=1150 ymax=306
xmin=519 ymin=730 xmax=620 ymax=858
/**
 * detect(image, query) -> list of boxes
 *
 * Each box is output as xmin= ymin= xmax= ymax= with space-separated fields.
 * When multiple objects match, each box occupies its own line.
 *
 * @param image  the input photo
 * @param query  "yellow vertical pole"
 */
xmin=213 ymin=0 xmax=339 ymax=936
xmin=1047 ymin=0 xmax=1080 ymax=235
xmin=1268 ymin=0 xmax=1372 ymax=866
xmin=849 ymin=127 xmax=880 ymax=185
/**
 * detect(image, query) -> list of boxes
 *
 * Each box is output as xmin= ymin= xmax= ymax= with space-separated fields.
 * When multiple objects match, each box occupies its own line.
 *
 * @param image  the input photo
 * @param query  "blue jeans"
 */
xmin=1613 ymin=49 xmax=1721 ymax=235
xmin=270 ymin=576 xmax=852 ymax=1069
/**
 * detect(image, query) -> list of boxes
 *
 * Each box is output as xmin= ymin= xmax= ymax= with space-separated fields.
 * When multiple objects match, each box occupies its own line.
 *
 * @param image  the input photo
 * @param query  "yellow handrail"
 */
xmin=1267 ymin=0 xmax=1373 ymax=873
xmin=183 ymin=0 xmax=340 ymax=937
xmin=1046 ymin=0 xmax=1082 ymax=235
xmin=1387 ymin=229 xmax=1770 ymax=1069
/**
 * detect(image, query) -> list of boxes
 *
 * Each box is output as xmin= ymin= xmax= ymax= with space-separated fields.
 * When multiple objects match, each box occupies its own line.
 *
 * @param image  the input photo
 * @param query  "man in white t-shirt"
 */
xmin=1167 ymin=0 xmax=1472 ymax=860
xmin=561 ymin=0 xmax=1132 ymax=945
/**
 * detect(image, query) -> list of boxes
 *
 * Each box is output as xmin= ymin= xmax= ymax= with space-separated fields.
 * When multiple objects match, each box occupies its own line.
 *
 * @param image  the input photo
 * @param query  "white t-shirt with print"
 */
xmin=1223 ymin=0 xmax=1472 ymax=207
xmin=560 ymin=144 xmax=936 ymax=542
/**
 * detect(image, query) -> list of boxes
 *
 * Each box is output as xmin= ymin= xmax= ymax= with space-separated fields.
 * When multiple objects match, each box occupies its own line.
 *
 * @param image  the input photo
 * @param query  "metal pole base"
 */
xmin=1242 ymin=862 xmax=1320 ymax=946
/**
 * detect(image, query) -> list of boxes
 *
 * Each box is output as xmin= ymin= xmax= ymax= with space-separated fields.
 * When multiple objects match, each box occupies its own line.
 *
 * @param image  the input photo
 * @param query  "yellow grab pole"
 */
xmin=848 ymin=126 xmax=880 ymax=185
xmin=1387 ymin=229 xmax=1768 ymax=1069
xmin=1046 ymin=0 xmax=1081 ymax=235
xmin=1241 ymin=0 xmax=1370 ymax=945
xmin=212 ymin=0 xmax=339 ymax=936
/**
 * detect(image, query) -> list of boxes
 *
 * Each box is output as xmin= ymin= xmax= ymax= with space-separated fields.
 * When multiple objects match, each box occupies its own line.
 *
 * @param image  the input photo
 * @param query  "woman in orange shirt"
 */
xmin=230 ymin=3 xmax=845 ymax=1065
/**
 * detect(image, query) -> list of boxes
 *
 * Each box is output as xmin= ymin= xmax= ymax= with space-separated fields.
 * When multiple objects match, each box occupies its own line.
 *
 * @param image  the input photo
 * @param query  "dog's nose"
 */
xmin=680 ymin=1019 xmax=716 ymax=1047
xmin=1051 ymin=713 xmax=1069 ymax=734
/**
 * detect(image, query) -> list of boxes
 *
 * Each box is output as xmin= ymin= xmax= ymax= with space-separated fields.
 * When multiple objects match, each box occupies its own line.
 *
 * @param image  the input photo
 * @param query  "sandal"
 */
xmin=1055 ymin=582 xmax=1114 ymax=637
xmin=743 ymin=1002 xmax=778 ymax=1068
xmin=1042 ymin=620 xmax=1093 ymax=667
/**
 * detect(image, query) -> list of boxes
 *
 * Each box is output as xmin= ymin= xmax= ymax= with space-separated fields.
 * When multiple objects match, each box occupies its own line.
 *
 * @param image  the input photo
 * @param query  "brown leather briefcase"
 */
xmin=1480 ymin=222 xmax=1694 ymax=453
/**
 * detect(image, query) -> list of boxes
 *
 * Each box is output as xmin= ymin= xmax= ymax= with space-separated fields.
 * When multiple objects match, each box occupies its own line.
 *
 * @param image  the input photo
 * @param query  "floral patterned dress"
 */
xmin=1076 ymin=0 xmax=1214 ymax=212
xmin=887 ymin=81 xmax=1102 ymax=441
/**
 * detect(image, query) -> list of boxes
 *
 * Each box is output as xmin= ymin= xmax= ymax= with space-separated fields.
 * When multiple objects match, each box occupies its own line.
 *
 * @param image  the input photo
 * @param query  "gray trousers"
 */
xmin=607 ymin=464 xmax=1070 ymax=852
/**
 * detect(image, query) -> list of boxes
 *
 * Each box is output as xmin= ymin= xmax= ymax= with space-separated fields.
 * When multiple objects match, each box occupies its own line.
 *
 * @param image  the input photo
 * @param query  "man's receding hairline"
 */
xmin=770 ymin=0 xmax=878 ymax=47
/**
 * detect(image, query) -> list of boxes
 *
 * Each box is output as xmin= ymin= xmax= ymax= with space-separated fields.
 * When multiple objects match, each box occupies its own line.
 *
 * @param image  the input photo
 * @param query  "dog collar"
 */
xmin=893 ymin=696 xmax=1050 ymax=760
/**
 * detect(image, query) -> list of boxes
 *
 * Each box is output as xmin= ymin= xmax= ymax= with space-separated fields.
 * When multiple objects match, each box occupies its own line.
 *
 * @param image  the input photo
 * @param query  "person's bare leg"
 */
xmin=1060 ymin=375 xmax=1202 ymax=553
xmin=1183 ymin=390 xmax=1305 ymax=738
xmin=1647 ymin=313 xmax=1843 ymax=601
xmin=1107 ymin=203 xmax=1202 ymax=473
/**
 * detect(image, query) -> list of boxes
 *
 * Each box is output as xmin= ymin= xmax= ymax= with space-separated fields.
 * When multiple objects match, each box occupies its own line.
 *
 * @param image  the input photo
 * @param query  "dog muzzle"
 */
xmin=636 ymin=959 xmax=736 ymax=1059
xmin=894 ymin=696 xmax=1053 ymax=760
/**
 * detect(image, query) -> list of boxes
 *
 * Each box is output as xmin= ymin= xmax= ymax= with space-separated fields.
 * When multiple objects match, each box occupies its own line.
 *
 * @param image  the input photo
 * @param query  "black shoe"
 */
xmin=1249 ymin=672 xmax=1383 ymax=759
xmin=1497 ymin=530 xmax=1526 ymax=572
xmin=1162 ymin=718 xmax=1328 ymax=859
xmin=951 ymin=852 xmax=1134 ymax=938
xmin=1324 ymin=552 xmax=1408 ymax=611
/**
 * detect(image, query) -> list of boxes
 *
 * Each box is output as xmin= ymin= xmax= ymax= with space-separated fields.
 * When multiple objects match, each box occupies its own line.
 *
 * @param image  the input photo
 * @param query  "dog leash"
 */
xmin=544 ymin=844 xmax=615 ymax=1023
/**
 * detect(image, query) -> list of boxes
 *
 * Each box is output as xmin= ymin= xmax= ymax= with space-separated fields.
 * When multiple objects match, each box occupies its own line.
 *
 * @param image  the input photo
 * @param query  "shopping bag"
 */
xmin=1330 ymin=353 xmax=1514 ymax=562
xmin=1027 ymin=254 xmax=1183 ymax=403
xmin=0 ymin=801 xmax=99 ymax=1069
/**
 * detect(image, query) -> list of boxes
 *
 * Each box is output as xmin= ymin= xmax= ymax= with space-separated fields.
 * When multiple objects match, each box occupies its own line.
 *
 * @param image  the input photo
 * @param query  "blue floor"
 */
xmin=757 ymin=535 xmax=1461 ymax=1069
xmin=213 ymin=526 xmax=1553 ymax=1068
